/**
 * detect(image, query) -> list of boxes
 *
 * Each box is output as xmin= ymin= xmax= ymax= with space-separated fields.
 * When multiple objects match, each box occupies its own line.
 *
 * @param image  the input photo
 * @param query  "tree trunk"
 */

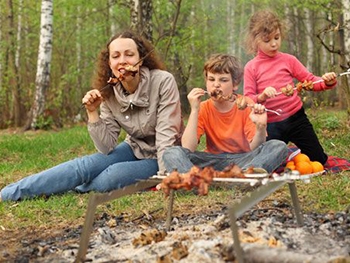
xmin=305 ymin=8 xmax=314 ymax=72
xmin=226 ymin=0 xmax=235 ymax=55
xmin=0 ymin=2 xmax=2 ymax=93
xmin=130 ymin=0 xmax=153 ymax=41
xmin=27 ymin=0 xmax=53 ymax=130
xmin=6 ymin=0 xmax=22 ymax=127
xmin=14 ymin=0 xmax=23 ymax=127
xmin=109 ymin=0 xmax=118 ymax=35
xmin=342 ymin=0 xmax=350 ymax=66
xmin=285 ymin=6 xmax=295 ymax=53
xmin=338 ymin=2 xmax=350 ymax=122
xmin=237 ymin=2 xmax=246 ymax=60
xmin=173 ymin=52 xmax=190 ymax=114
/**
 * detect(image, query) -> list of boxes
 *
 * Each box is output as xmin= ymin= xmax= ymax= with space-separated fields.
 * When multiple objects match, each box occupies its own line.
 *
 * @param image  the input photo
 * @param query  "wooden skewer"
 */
xmin=277 ymin=69 xmax=350 ymax=96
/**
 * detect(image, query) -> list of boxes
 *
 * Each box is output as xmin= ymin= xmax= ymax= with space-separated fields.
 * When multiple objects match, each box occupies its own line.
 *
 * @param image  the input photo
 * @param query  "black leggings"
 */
xmin=266 ymin=107 xmax=328 ymax=164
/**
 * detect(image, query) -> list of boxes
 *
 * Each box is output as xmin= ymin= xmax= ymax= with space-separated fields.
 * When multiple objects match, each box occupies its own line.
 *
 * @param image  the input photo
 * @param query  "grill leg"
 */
xmin=228 ymin=208 xmax=245 ymax=263
xmin=288 ymin=182 xmax=304 ymax=226
xmin=75 ymin=194 xmax=98 ymax=263
xmin=165 ymin=189 xmax=175 ymax=231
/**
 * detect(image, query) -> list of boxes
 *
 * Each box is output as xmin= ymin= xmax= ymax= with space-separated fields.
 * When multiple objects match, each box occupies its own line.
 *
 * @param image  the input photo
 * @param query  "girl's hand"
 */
xmin=258 ymin=86 xmax=277 ymax=102
xmin=82 ymin=89 xmax=103 ymax=112
xmin=187 ymin=88 xmax=206 ymax=111
xmin=322 ymin=72 xmax=337 ymax=86
xmin=263 ymin=86 xmax=277 ymax=98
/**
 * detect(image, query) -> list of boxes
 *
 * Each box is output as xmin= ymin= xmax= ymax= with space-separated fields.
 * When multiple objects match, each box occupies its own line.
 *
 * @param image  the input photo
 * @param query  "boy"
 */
xmin=163 ymin=53 xmax=288 ymax=174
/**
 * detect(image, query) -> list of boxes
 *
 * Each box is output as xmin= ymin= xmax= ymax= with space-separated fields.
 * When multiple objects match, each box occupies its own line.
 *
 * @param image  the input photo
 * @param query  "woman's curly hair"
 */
xmin=91 ymin=30 xmax=165 ymax=98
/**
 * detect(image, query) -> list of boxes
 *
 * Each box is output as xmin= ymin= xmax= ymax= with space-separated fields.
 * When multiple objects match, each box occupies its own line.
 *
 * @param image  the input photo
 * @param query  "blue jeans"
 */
xmin=163 ymin=140 xmax=288 ymax=173
xmin=0 ymin=142 xmax=158 ymax=201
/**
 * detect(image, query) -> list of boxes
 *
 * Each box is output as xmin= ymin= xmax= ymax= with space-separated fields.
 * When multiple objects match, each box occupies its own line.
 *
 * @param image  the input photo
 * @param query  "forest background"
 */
xmin=1 ymin=0 xmax=350 ymax=130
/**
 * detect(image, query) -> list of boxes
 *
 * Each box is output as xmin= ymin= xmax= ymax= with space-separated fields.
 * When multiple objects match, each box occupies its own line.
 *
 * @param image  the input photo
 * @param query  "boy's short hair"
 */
xmin=203 ymin=54 xmax=243 ymax=86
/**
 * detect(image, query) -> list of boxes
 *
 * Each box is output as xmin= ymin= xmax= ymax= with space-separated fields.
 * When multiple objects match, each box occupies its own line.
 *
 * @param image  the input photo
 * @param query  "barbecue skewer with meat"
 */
xmin=159 ymin=164 xmax=251 ymax=196
xmin=208 ymin=89 xmax=237 ymax=101
xmin=235 ymin=95 xmax=282 ymax=116
xmin=81 ymin=49 xmax=154 ymax=108
xmin=207 ymin=92 xmax=282 ymax=115
xmin=81 ymin=65 xmax=140 ymax=108
xmin=117 ymin=65 xmax=139 ymax=81
xmin=278 ymin=81 xmax=314 ymax=96
xmin=278 ymin=69 xmax=350 ymax=96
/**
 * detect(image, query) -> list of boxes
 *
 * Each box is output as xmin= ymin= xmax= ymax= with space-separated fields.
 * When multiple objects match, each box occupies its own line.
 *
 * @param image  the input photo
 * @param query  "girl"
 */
xmin=243 ymin=10 xmax=337 ymax=164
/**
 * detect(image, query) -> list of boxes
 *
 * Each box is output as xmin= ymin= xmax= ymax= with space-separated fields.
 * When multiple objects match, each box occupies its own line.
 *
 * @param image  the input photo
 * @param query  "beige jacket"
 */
xmin=87 ymin=67 xmax=183 ymax=172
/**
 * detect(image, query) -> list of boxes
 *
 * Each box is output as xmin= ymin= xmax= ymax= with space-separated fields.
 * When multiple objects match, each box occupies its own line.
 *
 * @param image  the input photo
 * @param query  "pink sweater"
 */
xmin=244 ymin=50 xmax=336 ymax=123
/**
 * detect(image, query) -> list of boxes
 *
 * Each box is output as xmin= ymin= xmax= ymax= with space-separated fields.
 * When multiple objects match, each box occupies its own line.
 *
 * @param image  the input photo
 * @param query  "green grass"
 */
xmin=0 ymin=109 xmax=349 ymax=234
xmin=0 ymin=125 xmax=95 ymax=184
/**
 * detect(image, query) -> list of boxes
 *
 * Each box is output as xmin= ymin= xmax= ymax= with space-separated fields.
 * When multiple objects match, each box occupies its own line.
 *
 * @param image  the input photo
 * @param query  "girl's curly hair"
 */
xmin=244 ymin=10 xmax=285 ymax=55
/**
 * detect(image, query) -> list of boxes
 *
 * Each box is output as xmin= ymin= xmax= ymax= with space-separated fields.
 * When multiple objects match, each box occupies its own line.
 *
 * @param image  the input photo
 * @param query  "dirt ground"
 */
xmin=1 ymin=199 xmax=349 ymax=263
xmin=0 ymin=222 xmax=82 ymax=262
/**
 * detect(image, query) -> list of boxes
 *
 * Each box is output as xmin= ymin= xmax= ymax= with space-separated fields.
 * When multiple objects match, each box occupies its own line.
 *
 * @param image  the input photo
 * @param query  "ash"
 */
xmin=19 ymin=202 xmax=350 ymax=263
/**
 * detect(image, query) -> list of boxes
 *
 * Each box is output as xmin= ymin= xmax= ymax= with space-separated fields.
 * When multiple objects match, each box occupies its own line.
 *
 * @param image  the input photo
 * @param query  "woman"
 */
xmin=1 ymin=30 xmax=183 ymax=201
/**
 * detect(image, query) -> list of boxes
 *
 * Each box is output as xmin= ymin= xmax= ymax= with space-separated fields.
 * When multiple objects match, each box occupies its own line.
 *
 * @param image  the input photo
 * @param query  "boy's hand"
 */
xmin=249 ymin=103 xmax=267 ymax=128
xmin=187 ymin=88 xmax=206 ymax=110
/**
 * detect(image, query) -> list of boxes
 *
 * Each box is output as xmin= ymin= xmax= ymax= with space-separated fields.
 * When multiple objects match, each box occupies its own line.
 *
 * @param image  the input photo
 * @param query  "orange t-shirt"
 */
xmin=197 ymin=98 xmax=256 ymax=154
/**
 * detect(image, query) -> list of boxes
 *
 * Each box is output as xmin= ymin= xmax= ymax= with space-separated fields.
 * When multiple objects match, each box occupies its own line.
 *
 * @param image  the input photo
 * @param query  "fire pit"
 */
xmin=75 ymin=170 xmax=327 ymax=263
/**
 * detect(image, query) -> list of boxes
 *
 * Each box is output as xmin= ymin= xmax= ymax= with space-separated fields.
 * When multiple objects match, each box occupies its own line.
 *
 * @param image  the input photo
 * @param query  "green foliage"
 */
xmin=0 ymin=126 xmax=94 ymax=182
xmin=308 ymin=108 xmax=343 ymax=131
xmin=323 ymin=116 xmax=341 ymax=130
xmin=33 ymin=115 xmax=54 ymax=130
xmin=0 ymin=0 xmax=348 ymax=129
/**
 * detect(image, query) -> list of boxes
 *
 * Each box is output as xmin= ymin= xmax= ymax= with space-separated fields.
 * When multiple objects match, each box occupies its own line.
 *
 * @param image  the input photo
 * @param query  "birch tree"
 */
xmin=342 ymin=0 xmax=350 ymax=65
xmin=305 ymin=8 xmax=314 ymax=72
xmin=226 ymin=0 xmax=235 ymax=55
xmin=6 ymin=0 xmax=22 ymax=126
xmin=338 ymin=0 xmax=350 ymax=116
xmin=13 ymin=0 xmax=23 ymax=126
xmin=109 ymin=0 xmax=118 ymax=35
xmin=0 ymin=3 xmax=2 ymax=93
xmin=28 ymin=0 xmax=53 ymax=130
xmin=130 ymin=0 xmax=153 ymax=41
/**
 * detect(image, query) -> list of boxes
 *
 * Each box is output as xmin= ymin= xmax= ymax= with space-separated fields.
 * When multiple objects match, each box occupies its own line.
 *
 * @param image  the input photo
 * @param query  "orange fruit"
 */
xmin=295 ymin=161 xmax=313 ymax=175
xmin=310 ymin=161 xmax=324 ymax=173
xmin=285 ymin=161 xmax=296 ymax=170
xmin=293 ymin=153 xmax=310 ymax=164
xmin=286 ymin=161 xmax=294 ymax=167
xmin=286 ymin=165 xmax=296 ymax=171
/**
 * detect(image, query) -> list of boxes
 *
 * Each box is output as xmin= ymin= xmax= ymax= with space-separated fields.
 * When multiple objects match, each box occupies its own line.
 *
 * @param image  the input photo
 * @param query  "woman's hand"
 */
xmin=82 ymin=89 xmax=103 ymax=112
xmin=322 ymin=72 xmax=337 ymax=86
